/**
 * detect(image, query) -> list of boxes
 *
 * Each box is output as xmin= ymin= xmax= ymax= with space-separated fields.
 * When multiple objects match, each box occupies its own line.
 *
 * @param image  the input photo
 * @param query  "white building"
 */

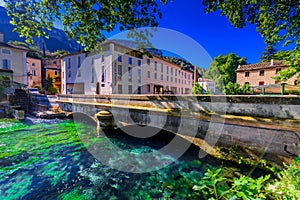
xmin=0 ymin=32 xmax=28 ymax=85
xmin=198 ymin=78 xmax=216 ymax=94
xmin=61 ymin=41 xmax=193 ymax=95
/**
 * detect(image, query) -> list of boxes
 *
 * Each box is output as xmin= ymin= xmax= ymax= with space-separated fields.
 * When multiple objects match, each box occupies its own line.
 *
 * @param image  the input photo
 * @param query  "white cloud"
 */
xmin=0 ymin=0 xmax=4 ymax=7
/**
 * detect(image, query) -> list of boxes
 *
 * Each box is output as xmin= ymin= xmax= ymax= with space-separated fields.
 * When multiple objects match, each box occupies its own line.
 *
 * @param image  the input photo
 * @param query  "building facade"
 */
xmin=0 ymin=32 xmax=27 ymax=85
xmin=45 ymin=57 xmax=62 ymax=93
xmin=236 ymin=60 xmax=299 ymax=86
xmin=26 ymin=57 xmax=42 ymax=88
xmin=61 ymin=41 xmax=193 ymax=95
xmin=198 ymin=78 xmax=216 ymax=94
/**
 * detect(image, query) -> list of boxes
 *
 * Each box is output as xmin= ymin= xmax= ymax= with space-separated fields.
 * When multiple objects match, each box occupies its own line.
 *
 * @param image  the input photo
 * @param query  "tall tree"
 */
xmin=202 ymin=0 xmax=300 ymax=80
xmin=4 ymin=0 xmax=169 ymax=50
xmin=204 ymin=53 xmax=247 ymax=92
xmin=260 ymin=45 xmax=276 ymax=62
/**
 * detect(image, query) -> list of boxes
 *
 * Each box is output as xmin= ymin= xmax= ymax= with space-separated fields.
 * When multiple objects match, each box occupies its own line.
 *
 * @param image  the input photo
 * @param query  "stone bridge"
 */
xmin=56 ymin=94 xmax=300 ymax=165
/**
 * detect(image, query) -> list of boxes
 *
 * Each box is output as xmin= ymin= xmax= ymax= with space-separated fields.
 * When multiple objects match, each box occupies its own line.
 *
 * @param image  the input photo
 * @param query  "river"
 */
xmin=0 ymin=117 xmax=267 ymax=199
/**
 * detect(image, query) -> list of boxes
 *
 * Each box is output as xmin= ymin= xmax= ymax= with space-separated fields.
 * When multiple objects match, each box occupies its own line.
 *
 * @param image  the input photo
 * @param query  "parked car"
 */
xmin=26 ymin=88 xmax=40 ymax=94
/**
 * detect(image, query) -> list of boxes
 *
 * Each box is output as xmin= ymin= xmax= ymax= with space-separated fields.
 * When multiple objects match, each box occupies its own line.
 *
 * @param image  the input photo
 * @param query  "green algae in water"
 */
xmin=0 ymin=119 xmax=275 ymax=199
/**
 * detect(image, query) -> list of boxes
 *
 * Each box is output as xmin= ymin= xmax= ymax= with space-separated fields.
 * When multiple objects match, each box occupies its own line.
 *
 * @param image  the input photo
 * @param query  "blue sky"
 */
xmin=1 ymin=0 xmax=269 ymax=68
xmin=158 ymin=0 xmax=266 ymax=67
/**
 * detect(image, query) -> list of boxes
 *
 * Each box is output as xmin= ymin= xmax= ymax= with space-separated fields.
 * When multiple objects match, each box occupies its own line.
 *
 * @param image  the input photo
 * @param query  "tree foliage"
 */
xmin=202 ymin=0 xmax=300 ymax=48
xmin=204 ymin=53 xmax=247 ymax=92
xmin=260 ymin=45 xmax=276 ymax=62
xmin=192 ymin=82 xmax=206 ymax=94
xmin=202 ymin=0 xmax=300 ymax=80
xmin=45 ymin=74 xmax=57 ymax=94
xmin=273 ymin=50 xmax=300 ymax=81
xmin=52 ymin=50 xmax=70 ymax=58
xmin=223 ymin=82 xmax=251 ymax=95
xmin=4 ymin=0 xmax=169 ymax=50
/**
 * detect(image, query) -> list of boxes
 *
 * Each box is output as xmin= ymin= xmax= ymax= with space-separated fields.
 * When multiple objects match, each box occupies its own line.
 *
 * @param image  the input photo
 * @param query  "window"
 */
xmin=55 ymin=70 xmax=58 ymax=76
xmin=171 ymin=68 xmax=173 ymax=75
xmin=154 ymin=61 xmax=157 ymax=71
xmin=91 ymin=67 xmax=95 ymax=83
xmin=167 ymin=76 xmax=169 ymax=81
xmin=161 ymin=63 xmax=163 ymax=73
xmin=161 ymin=74 xmax=163 ymax=80
xmin=245 ymin=72 xmax=250 ymax=77
xmin=154 ymin=73 xmax=157 ymax=79
xmin=68 ymin=69 xmax=71 ymax=78
xmin=2 ymin=59 xmax=11 ymax=69
xmin=32 ymin=63 xmax=35 ymax=66
xmin=175 ymin=69 xmax=177 ymax=76
xmin=147 ymin=71 xmax=150 ymax=78
xmin=147 ymin=59 xmax=150 ymax=65
xmin=137 ymin=69 xmax=141 ymax=83
xmin=259 ymin=70 xmax=264 ymax=76
xmin=128 ymin=85 xmax=132 ymax=94
xmin=138 ymin=60 xmax=141 ymax=67
xmin=77 ymin=69 xmax=81 ymax=77
xmin=2 ymin=48 xmax=11 ymax=54
xmin=77 ymin=56 xmax=81 ymax=68
xmin=68 ymin=58 xmax=71 ymax=68
xmin=101 ymin=66 xmax=105 ymax=82
xmin=101 ymin=55 xmax=105 ymax=62
xmin=128 ymin=67 xmax=132 ymax=82
xmin=259 ymin=81 xmax=264 ymax=85
xmin=32 ymin=70 xmax=36 ymax=76
xmin=118 ymin=84 xmax=122 ymax=94
xmin=53 ymin=61 xmax=57 ymax=65
xmin=244 ymin=82 xmax=249 ymax=85
xmin=171 ymin=77 xmax=173 ymax=82
xmin=294 ymin=80 xmax=298 ymax=86
xmin=128 ymin=57 xmax=132 ymax=65
xmin=118 ymin=54 xmax=122 ymax=62
xmin=166 ymin=66 xmax=169 ymax=74
xmin=147 ymin=84 xmax=151 ymax=93
xmin=118 ymin=65 xmax=122 ymax=81
xmin=276 ymin=68 xmax=281 ymax=74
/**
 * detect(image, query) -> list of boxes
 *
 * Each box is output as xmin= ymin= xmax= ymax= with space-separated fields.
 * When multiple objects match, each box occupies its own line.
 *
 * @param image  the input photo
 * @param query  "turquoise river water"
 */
xmin=0 ymin=117 xmax=267 ymax=199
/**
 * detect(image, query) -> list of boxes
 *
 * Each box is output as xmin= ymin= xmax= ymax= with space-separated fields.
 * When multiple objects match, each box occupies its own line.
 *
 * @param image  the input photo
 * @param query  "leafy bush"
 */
xmin=192 ymin=155 xmax=300 ymax=200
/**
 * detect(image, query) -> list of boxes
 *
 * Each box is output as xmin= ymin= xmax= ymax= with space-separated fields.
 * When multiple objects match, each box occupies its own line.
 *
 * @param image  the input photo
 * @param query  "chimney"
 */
xmin=194 ymin=66 xmax=198 ymax=83
xmin=270 ymin=59 xmax=274 ymax=66
xmin=0 ymin=32 xmax=3 ymax=43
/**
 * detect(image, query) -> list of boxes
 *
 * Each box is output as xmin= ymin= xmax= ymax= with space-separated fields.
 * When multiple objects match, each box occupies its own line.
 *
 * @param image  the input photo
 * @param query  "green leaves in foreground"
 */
xmin=4 ymin=0 xmax=170 ymax=50
xmin=192 ymin=156 xmax=300 ymax=200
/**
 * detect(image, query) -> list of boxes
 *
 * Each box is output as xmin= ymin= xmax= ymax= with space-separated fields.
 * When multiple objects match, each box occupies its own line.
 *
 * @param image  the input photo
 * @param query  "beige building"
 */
xmin=61 ymin=41 xmax=193 ymax=95
xmin=236 ymin=59 xmax=299 ymax=87
xmin=26 ymin=57 xmax=42 ymax=88
xmin=0 ymin=32 xmax=28 ymax=85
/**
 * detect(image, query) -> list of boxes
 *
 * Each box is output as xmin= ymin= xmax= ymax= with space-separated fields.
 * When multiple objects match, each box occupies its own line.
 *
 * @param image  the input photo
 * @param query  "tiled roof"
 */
xmin=236 ymin=60 xmax=286 ymax=72
xmin=198 ymin=78 xmax=215 ymax=82
xmin=0 ymin=42 xmax=28 ymax=51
